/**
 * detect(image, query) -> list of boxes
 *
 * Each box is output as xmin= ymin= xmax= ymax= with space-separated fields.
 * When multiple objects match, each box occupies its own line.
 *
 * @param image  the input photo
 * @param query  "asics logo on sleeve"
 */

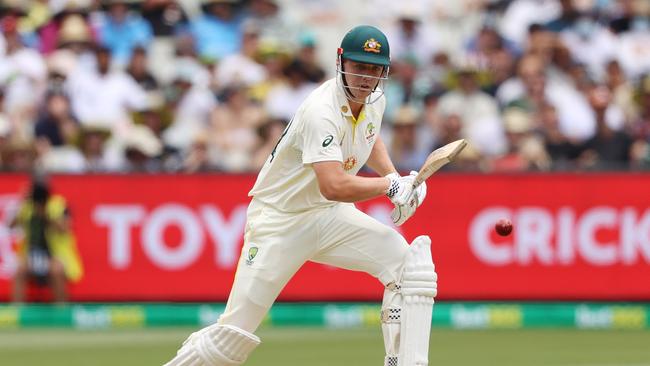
xmin=322 ymin=135 xmax=334 ymax=147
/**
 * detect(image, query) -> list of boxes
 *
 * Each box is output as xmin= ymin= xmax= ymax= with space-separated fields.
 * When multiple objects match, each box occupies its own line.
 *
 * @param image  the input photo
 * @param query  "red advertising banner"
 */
xmin=1 ymin=173 xmax=649 ymax=301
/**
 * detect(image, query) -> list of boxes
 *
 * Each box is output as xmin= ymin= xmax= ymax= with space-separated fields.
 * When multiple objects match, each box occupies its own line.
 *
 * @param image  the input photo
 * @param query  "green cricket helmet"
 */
xmin=337 ymin=25 xmax=390 ymax=104
xmin=338 ymin=25 xmax=391 ymax=67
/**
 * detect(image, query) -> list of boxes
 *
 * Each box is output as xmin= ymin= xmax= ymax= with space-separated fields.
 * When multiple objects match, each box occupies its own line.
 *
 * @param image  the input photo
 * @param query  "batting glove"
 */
xmin=385 ymin=172 xmax=415 ymax=206
xmin=391 ymin=171 xmax=427 ymax=226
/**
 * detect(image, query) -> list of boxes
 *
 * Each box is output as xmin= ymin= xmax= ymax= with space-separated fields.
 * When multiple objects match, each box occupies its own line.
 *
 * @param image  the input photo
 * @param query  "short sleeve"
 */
xmin=300 ymin=110 xmax=343 ymax=165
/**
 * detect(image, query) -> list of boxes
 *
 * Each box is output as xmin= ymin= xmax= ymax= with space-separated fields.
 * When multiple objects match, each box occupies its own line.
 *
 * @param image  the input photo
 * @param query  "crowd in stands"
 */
xmin=0 ymin=0 xmax=649 ymax=173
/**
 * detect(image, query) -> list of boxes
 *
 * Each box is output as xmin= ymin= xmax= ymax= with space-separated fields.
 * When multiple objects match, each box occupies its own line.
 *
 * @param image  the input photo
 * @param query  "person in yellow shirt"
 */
xmin=10 ymin=178 xmax=83 ymax=303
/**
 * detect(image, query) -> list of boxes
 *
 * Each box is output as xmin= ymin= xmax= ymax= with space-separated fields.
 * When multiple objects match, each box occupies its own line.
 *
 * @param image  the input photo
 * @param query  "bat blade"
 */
xmin=413 ymin=139 xmax=467 ymax=187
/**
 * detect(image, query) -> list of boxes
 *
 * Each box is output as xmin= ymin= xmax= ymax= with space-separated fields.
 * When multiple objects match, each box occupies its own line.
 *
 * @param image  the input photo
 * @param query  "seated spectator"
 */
xmin=34 ymin=90 xmax=79 ymax=147
xmin=491 ymin=107 xmax=550 ymax=172
xmin=77 ymin=122 xmax=112 ymax=172
xmin=126 ymin=46 xmax=159 ymax=90
xmin=121 ymin=124 xmax=163 ymax=172
xmin=388 ymin=105 xmax=429 ymax=172
xmin=97 ymin=0 xmax=153 ymax=67
xmin=211 ymin=85 xmax=266 ymax=171
xmin=141 ymin=0 xmax=188 ymax=37
xmin=251 ymin=117 xmax=286 ymax=171
xmin=65 ymin=45 xmax=149 ymax=132
xmin=214 ymin=21 xmax=267 ymax=88
xmin=265 ymin=59 xmax=318 ymax=121
xmin=436 ymin=64 xmax=506 ymax=156
xmin=39 ymin=0 xmax=95 ymax=55
xmin=577 ymin=85 xmax=633 ymax=170
xmin=189 ymin=0 xmax=244 ymax=63
xmin=10 ymin=177 xmax=83 ymax=303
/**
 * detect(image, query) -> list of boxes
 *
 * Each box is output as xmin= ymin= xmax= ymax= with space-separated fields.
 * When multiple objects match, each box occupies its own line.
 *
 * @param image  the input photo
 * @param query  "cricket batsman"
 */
xmin=164 ymin=25 xmax=437 ymax=366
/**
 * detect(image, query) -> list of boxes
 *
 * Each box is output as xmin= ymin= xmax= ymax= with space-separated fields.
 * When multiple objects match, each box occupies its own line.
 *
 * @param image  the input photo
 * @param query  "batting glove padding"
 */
xmin=385 ymin=173 xmax=415 ymax=206
xmin=390 ymin=171 xmax=427 ymax=226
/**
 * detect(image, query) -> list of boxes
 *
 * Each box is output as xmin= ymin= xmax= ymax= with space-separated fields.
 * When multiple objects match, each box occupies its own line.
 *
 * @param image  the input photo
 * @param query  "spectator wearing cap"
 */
xmin=388 ymin=105 xmax=429 ymax=172
xmin=436 ymin=62 xmax=506 ymax=156
xmin=39 ymin=0 xmax=96 ymax=54
xmin=214 ymin=21 xmax=267 ymax=89
xmin=295 ymin=32 xmax=325 ymax=83
xmin=77 ymin=122 xmax=112 ymax=172
xmin=121 ymin=123 xmax=163 ymax=172
xmin=131 ymin=91 xmax=181 ymax=170
xmin=491 ymin=107 xmax=550 ymax=172
xmin=189 ymin=0 xmax=244 ymax=63
xmin=45 ymin=13 xmax=98 ymax=81
xmin=97 ymin=0 xmax=153 ymax=67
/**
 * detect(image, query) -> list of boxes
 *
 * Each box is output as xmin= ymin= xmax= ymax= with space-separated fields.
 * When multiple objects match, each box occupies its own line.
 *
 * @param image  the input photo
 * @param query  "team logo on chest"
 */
xmin=365 ymin=122 xmax=376 ymax=144
xmin=343 ymin=156 xmax=357 ymax=171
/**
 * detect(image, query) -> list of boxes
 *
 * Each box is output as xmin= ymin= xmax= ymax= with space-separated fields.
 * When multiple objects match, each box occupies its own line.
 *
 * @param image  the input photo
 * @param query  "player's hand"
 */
xmin=385 ymin=172 xmax=415 ymax=206
xmin=391 ymin=171 xmax=427 ymax=226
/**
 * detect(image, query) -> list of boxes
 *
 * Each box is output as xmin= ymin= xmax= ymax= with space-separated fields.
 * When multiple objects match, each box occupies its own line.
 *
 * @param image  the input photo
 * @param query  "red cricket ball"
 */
xmin=495 ymin=218 xmax=513 ymax=236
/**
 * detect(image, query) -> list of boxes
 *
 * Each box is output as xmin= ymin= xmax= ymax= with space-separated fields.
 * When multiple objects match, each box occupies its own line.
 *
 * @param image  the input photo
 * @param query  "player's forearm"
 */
xmin=321 ymin=174 xmax=389 ymax=203
xmin=366 ymin=136 xmax=398 ymax=176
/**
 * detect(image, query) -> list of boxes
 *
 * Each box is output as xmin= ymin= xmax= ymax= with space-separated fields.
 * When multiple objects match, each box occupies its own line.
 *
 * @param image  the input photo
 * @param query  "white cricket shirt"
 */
xmin=248 ymin=77 xmax=386 ymax=212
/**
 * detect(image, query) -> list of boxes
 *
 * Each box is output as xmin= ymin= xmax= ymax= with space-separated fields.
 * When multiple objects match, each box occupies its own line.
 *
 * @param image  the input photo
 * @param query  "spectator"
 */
xmin=34 ymin=90 xmax=78 ymax=147
xmin=386 ymin=6 xmax=438 ymax=68
xmin=436 ymin=64 xmax=506 ymax=155
xmin=97 ymin=0 xmax=153 ymax=67
xmin=214 ymin=21 xmax=267 ymax=88
xmin=121 ymin=124 xmax=163 ymax=172
xmin=537 ymin=103 xmax=580 ymax=170
xmin=189 ymin=0 xmax=243 ymax=63
xmin=388 ymin=105 xmax=429 ymax=172
xmin=77 ymin=123 xmax=111 ymax=172
xmin=491 ymin=107 xmax=550 ymax=172
xmin=245 ymin=0 xmax=301 ymax=53
xmin=126 ymin=46 xmax=159 ymax=90
xmin=10 ymin=177 xmax=83 ymax=303
xmin=211 ymin=85 xmax=266 ymax=171
xmin=251 ymin=117 xmax=285 ymax=171
xmin=141 ymin=0 xmax=188 ymax=36
xmin=182 ymin=134 xmax=217 ymax=173
xmin=577 ymin=85 xmax=633 ymax=170
xmin=39 ymin=0 xmax=95 ymax=55
xmin=265 ymin=59 xmax=317 ymax=121
xmin=161 ymin=60 xmax=216 ymax=150
xmin=65 ymin=45 xmax=148 ymax=131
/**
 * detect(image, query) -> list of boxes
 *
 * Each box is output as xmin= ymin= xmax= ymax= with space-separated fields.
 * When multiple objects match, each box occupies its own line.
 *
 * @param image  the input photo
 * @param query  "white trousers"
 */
xmin=218 ymin=199 xmax=409 ymax=333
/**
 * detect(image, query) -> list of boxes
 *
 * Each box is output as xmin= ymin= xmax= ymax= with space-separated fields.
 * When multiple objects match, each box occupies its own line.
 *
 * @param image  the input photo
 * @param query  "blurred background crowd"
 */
xmin=0 ymin=0 xmax=649 ymax=174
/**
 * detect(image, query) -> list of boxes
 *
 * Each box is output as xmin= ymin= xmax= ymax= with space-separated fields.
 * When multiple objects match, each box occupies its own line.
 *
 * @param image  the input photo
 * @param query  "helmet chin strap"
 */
xmin=336 ymin=55 xmax=389 ymax=105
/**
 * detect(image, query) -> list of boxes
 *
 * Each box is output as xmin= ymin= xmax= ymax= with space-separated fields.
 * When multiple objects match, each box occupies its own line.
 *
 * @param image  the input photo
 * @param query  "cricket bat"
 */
xmin=413 ymin=139 xmax=467 ymax=188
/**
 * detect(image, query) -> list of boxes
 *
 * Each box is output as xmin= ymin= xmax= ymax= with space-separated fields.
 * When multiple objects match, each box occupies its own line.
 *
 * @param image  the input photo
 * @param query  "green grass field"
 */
xmin=0 ymin=327 xmax=648 ymax=366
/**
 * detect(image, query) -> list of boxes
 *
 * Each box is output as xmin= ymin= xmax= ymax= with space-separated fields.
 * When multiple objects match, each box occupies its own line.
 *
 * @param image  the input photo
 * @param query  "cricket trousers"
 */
xmin=217 ymin=198 xmax=409 ymax=333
